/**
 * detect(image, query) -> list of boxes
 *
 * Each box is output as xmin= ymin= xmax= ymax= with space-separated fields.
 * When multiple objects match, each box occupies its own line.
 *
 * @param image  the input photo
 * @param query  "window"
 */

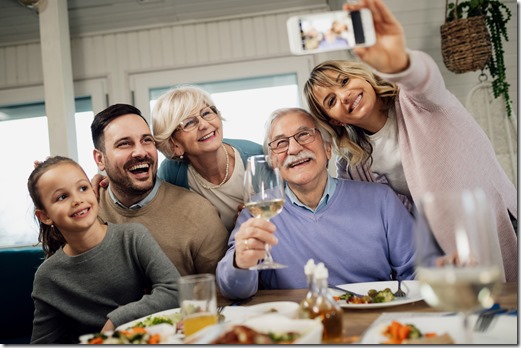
xmin=131 ymin=56 xmax=314 ymax=165
xmin=0 ymin=99 xmax=97 ymax=248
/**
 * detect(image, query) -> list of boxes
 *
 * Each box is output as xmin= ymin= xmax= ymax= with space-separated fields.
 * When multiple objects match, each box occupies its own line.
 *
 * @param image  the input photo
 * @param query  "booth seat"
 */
xmin=0 ymin=246 xmax=44 ymax=344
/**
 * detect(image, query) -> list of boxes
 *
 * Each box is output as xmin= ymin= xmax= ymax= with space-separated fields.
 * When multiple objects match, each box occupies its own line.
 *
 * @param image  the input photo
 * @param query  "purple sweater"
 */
xmin=216 ymin=179 xmax=424 ymax=300
xmin=337 ymin=50 xmax=517 ymax=281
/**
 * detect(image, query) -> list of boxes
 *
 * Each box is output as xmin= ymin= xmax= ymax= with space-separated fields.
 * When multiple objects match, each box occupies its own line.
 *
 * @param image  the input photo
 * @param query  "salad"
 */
xmin=130 ymin=312 xmax=183 ymax=329
xmin=86 ymin=327 xmax=162 ymax=344
xmin=381 ymin=320 xmax=440 ymax=344
xmin=333 ymin=288 xmax=395 ymax=304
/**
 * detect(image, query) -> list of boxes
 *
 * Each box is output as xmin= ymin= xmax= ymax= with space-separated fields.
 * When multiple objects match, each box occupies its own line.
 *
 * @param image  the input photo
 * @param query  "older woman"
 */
xmin=303 ymin=0 xmax=517 ymax=281
xmin=152 ymin=85 xmax=263 ymax=232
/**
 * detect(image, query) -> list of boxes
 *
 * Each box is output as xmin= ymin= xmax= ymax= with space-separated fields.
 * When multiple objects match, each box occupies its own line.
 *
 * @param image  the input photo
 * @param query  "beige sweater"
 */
xmin=98 ymin=180 xmax=229 ymax=276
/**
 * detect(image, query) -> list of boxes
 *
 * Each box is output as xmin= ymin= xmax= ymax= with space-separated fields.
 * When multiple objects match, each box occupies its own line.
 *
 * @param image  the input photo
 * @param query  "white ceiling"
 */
xmin=0 ymin=0 xmax=330 ymax=46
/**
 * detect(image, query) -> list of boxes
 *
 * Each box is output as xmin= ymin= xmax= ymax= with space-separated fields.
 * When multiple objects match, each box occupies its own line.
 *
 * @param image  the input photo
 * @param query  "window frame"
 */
xmin=130 ymin=56 xmax=315 ymax=123
xmin=0 ymin=78 xmax=107 ymax=150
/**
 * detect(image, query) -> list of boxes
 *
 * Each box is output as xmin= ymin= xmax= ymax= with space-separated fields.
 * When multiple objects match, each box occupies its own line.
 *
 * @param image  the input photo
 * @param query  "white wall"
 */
xmin=0 ymin=0 xmax=517 ymax=181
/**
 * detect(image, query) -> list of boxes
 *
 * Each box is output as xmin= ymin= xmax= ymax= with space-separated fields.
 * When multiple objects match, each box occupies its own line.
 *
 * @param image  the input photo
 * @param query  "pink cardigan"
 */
xmin=337 ymin=50 xmax=518 ymax=281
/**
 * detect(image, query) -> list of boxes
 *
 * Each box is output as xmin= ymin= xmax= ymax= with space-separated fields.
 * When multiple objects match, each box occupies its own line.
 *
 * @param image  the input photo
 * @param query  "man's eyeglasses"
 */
xmin=176 ymin=105 xmax=219 ymax=132
xmin=268 ymin=128 xmax=317 ymax=154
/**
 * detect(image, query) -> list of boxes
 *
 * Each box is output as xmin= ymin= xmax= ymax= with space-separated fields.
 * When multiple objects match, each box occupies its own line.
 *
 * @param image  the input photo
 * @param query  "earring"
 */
xmin=179 ymin=154 xmax=184 ymax=159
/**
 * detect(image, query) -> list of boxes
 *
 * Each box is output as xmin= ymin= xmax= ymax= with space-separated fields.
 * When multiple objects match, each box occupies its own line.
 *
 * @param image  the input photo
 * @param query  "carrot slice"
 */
xmin=398 ymin=325 xmax=411 ymax=340
xmin=148 ymin=334 xmax=161 ymax=344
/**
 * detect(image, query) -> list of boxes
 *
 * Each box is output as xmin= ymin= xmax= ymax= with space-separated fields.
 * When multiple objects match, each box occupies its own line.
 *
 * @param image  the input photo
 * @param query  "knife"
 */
xmin=329 ymin=285 xmax=365 ymax=298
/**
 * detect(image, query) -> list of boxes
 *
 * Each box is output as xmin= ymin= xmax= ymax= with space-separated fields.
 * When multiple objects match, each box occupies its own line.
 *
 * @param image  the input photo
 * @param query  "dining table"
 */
xmin=216 ymin=282 xmax=518 ymax=343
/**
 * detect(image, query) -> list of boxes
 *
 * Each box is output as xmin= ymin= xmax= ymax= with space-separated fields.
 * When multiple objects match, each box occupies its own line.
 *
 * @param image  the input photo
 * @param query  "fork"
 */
xmin=217 ymin=306 xmax=225 ymax=323
xmin=393 ymin=280 xmax=407 ymax=298
xmin=473 ymin=308 xmax=508 ymax=332
xmin=391 ymin=271 xmax=406 ymax=298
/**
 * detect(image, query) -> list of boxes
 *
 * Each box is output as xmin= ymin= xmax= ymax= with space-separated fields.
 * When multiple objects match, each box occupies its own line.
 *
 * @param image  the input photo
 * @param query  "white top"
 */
xmin=187 ymin=146 xmax=245 ymax=232
xmin=368 ymin=109 xmax=411 ymax=197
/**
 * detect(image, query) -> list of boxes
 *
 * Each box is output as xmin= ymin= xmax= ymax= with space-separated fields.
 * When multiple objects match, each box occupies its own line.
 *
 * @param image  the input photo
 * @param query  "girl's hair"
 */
xmin=263 ymin=107 xmax=333 ymax=154
xmin=151 ymin=85 xmax=223 ymax=160
xmin=28 ymin=156 xmax=84 ymax=258
xmin=303 ymin=60 xmax=399 ymax=167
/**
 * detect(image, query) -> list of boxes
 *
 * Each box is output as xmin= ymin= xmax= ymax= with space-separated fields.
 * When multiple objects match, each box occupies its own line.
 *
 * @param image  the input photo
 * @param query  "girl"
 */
xmin=28 ymin=156 xmax=180 ymax=343
xmin=303 ymin=0 xmax=517 ymax=281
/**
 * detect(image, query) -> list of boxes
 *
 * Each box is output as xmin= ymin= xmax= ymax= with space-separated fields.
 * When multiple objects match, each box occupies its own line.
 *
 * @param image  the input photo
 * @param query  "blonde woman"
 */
xmin=303 ymin=0 xmax=517 ymax=281
xmin=152 ymin=85 xmax=263 ymax=232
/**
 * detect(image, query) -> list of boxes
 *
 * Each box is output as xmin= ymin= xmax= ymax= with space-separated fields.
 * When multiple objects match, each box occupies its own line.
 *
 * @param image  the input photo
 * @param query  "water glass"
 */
xmin=178 ymin=274 xmax=218 ymax=337
xmin=414 ymin=188 xmax=504 ymax=343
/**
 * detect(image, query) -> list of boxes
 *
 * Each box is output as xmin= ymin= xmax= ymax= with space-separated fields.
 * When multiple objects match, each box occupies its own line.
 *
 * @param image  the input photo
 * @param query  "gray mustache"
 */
xmin=283 ymin=150 xmax=316 ymax=168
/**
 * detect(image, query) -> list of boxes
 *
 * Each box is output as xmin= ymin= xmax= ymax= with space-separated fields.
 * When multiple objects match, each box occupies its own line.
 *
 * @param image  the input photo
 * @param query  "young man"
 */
xmin=91 ymin=104 xmax=228 ymax=276
xmin=216 ymin=108 xmax=438 ymax=300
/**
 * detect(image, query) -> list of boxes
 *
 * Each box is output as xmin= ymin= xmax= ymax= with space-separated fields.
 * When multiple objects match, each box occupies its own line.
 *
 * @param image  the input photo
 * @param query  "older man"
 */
xmin=91 ymin=104 xmax=228 ymax=276
xmin=216 ymin=107 xmax=431 ymax=300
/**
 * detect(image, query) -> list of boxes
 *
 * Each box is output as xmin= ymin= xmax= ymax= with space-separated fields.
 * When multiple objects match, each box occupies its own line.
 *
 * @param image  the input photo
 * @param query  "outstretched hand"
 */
xmin=344 ymin=0 xmax=409 ymax=74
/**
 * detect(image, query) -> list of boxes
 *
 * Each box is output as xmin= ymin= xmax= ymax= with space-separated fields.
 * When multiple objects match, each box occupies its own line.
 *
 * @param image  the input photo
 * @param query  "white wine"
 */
xmin=245 ymin=199 xmax=284 ymax=220
xmin=417 ymin=266 xmax=502 ymax=312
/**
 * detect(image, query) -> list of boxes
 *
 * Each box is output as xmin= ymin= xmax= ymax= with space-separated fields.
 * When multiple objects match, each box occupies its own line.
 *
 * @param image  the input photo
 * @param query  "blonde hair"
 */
xmin=304 ymin=60 xmax=399 ymax=167
xmin=151 ymin=85 xmax=221 ymax=159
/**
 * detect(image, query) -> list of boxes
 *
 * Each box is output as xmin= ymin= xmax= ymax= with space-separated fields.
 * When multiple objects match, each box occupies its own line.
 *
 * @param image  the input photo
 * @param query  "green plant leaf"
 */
xmin=444 ymin=0 xmax=512 ymax=116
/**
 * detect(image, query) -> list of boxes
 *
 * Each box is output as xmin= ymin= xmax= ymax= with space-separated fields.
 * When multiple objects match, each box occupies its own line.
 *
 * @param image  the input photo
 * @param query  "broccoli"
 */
xmin=407 ymin=324 xmax=422 ymax=339
xmin=372 ymin=288 xmax=395 ymax=303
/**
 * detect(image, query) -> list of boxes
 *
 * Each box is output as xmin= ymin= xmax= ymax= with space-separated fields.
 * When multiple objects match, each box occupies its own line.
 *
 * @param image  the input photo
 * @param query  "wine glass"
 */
xmin=414 ymin=188 xmax=504 ymax=343
xmin=243 ymin=154 xmax=287 ymax=270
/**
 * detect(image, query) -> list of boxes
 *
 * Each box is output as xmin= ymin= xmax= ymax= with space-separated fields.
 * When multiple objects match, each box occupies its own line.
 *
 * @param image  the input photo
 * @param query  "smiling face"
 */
xmin=35 ymin=163 xmax=99 ymax=235
xmin=94 ymin=114 xmax=158 ymax=204
xmin=171 ymin=105 xmax=224 ymax=159
xmin=312 ymin=71 xmax=383 ymax=131
xmin=269 ymin=111 xmax=331 ymax=192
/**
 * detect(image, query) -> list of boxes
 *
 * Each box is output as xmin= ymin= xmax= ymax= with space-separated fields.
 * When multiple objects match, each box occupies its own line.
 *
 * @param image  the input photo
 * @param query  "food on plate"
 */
xmin=381 ymin=320 xmax=450 ymax=344
xmin=131 ymin=312 xmax=183 ymax=329
xmin=334 ymin=288 xmax=395 ymax=304
xmin=210 ymin=325 xmax=301 ymax=344
xmin=85 ymin=327 xmax=162 ymax=344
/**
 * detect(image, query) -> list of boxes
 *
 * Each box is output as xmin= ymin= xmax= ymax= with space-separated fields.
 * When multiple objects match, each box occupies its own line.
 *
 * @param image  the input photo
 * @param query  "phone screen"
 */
xmin=298 ymin=11 xmax=364 ymax=52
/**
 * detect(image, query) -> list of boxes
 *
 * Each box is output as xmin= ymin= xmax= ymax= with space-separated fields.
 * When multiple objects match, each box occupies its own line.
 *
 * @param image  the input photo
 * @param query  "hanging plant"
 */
xmin=446 ymin=0 xmax=512 ymax=117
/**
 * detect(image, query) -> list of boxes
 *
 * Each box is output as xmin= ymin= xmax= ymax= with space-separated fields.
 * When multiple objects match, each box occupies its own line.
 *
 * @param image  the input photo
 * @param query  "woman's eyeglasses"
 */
xmin=177 ymin=105 xmax=219 ymax=132
xmin=268 ymin=128 xmax=317 ymax=154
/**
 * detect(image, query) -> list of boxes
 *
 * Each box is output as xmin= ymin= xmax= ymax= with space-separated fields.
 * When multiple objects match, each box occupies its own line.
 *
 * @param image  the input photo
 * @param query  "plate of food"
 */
xmin=185 ymin=313 xmax=323 ymax=344
xmin=359 ymin=314 xmax=518 ymax=344
xmin=116 ymin=308 xmax=184 ymax=331
xmin=331 ymin=280 xmax=423 ymax=309
xmin=79 ymin=324 xmax=180 ymax=344
xmin=80 ymin=306 xmax=254 ymax=344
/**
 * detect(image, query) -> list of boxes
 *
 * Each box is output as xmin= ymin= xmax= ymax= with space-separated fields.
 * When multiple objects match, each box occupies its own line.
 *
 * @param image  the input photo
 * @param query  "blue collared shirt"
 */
xmin=285 ymin=174 xmax=337 ymax=213
xmin=108 ymin=179 xmax=161 ymax=210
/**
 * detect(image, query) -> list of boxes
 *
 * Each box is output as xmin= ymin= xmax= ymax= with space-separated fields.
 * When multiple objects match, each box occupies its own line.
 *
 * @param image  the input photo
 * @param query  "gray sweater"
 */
xmin=30 ymin=222 xmax=180 ymax=344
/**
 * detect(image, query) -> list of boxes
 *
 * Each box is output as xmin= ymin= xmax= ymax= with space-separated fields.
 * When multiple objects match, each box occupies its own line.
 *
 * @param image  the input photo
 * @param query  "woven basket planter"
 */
xmin=440 ymin=14 xmax=492 ymax=74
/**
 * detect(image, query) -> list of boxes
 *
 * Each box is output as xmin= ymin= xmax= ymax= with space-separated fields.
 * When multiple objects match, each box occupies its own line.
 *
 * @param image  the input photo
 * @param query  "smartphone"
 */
xmin=286 ymin=9 xmax=376 ymax=55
